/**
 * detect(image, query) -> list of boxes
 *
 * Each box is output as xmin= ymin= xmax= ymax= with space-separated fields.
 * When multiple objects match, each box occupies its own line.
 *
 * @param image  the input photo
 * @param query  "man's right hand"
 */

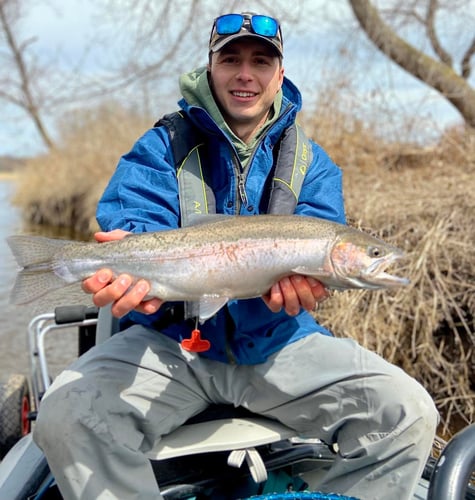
xmin=81 ymin=229 xmax=163 ymax=318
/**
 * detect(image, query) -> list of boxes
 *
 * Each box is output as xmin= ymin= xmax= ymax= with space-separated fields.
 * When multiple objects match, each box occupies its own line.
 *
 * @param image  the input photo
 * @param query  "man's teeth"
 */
xmin=233 ymin=91 xmax=255 ymax=97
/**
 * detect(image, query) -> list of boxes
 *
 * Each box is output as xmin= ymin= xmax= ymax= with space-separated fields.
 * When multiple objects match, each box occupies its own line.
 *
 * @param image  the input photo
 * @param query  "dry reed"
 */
xmin=311 ymin=122 xmax=475 ymax=437
xmin=13 ymin=103 xmax=151 ymax=236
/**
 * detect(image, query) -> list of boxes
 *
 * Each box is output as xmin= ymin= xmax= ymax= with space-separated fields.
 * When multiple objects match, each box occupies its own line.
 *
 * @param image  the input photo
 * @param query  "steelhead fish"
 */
xmin=7 ymin=215 xmax=409 ymax=321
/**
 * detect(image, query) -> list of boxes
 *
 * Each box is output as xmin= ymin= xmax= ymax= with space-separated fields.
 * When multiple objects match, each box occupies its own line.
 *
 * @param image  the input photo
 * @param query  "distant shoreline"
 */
xmin=0 ymin=172 xmax=19 ymax=181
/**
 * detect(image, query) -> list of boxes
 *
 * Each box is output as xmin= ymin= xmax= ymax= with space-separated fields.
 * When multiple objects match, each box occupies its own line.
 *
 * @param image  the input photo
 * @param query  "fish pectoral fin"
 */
xmin=198 ymin=295 xmax=230 ymax=323
xmin=183 ymin=301 xmax=200 ymax=320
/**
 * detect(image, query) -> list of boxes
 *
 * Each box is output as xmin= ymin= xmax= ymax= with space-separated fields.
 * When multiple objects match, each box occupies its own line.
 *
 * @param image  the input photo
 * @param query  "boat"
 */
xmin=0 ymin=305 xmax=474 ymax=499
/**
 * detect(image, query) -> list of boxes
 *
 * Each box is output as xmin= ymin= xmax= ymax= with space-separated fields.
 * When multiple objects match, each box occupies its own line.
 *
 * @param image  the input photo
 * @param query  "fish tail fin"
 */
xmin=10 ymin=269 xmax=68 ymax=305
xmin=7 ymin=235 xmax=70 ymax=304
xmin=7 ymin=235 xmax=69 ymax=268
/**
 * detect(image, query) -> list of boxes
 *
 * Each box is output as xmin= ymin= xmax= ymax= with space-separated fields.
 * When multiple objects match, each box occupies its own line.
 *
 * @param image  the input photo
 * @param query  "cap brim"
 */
xmin=210 ymin=32 xmax=282 ymax=57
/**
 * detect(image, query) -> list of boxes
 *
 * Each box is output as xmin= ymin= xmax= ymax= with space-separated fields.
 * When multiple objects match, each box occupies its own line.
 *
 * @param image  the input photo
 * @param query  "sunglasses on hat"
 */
xmin=209 ymin=13 xmax=283 ymax=56
xmin=215 ymin=13 xmax=280 ymax=38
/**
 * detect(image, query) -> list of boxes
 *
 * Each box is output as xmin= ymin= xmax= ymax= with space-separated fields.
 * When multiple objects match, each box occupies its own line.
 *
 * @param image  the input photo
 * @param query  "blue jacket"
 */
xmin=96 ymin=76 xmax=346 ymax=365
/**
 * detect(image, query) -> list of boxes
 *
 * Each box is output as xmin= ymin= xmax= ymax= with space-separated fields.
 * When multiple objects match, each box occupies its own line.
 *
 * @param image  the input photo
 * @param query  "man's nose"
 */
xmin=236 ymin=62 xmax=253 ymax=80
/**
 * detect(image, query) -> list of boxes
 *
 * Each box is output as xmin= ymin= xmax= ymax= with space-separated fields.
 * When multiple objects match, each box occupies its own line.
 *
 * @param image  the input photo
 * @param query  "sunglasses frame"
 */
xmin=213 ymin=13 xmax=281 ymax=40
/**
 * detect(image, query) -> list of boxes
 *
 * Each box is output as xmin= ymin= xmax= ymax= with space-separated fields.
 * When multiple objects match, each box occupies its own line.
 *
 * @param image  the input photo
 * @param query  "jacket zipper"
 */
xmin=237 ymin=173 xmax=248 ymax=208
xmin=231 ymin=104 xmax=294 ymax=213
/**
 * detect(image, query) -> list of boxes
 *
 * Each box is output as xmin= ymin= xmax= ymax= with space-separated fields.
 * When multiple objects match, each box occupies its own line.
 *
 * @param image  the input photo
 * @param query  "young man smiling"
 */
xmin=34 ymin=12 xmax=438 ymax=500
xmin=209 ymin=39 xmax=284 ymax=143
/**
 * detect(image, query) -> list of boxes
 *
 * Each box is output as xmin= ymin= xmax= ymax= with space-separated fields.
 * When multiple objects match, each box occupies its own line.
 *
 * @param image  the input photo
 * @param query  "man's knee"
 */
xmin=33 ymin=370 xmax=88 ymax=451
xmin=381 ymin=369 xmax=439 ymax=438
xmin=407 ymin=377 xmax=439 ymax=433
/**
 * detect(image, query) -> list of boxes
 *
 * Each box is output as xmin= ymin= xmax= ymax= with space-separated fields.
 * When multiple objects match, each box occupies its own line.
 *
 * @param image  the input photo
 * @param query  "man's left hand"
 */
xmin=262 ymin=276 xmax=329 ymax=316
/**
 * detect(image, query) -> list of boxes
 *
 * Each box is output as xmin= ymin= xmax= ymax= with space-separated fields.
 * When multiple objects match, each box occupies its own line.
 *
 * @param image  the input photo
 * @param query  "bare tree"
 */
xmin=0 ymin=0 xmax=202 ymax=152
xmin=348 ymin=0 xmax=475 ymax=128
xmin=98 ymin=0 xmax=305 ymax=110
xmin=0 ymin=0 xmax=55 ymax=149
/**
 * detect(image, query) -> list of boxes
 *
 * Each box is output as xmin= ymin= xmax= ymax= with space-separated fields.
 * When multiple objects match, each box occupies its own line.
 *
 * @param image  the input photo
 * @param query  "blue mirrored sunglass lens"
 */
xmin=216 ymin=14 xmax=244 ymax=35
xmin=251 ymin=15 xmax=279 ymax=37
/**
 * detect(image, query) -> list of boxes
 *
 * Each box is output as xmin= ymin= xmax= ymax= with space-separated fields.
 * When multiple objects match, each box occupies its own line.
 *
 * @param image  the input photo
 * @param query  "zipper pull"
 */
xmin=181 ymin=329 xmax=211 ymax=352
xmin=237 ymin=174 xmax=248 ymax=207
xmin=181 ymin=317 xmax=211 ymax=353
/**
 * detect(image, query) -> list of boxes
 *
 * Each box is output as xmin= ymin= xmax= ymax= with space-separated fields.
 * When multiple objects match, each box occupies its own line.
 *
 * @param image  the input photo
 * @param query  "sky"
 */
xmin=0 ymin=0 xmax=472 ymax=158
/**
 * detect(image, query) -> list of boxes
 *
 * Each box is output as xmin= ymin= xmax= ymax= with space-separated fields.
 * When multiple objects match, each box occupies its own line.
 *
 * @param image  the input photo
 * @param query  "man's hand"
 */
xmin=81 ymin=230 xmax=163 ymax=318
xmin=262 ymin=275 xmax=329 ymax=316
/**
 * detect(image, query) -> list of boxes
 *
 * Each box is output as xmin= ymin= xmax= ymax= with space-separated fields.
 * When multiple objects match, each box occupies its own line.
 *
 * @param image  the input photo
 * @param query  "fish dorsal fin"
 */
xmin=198 ymin=295 xmax=230 ymax=322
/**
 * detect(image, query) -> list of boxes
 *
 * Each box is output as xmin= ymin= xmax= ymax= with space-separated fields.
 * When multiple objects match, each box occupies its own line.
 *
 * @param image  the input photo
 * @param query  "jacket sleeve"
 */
xmin=295 ymin=141 xmax=346 ymax=224
xmin=96 ymin=127 xmax=180 ymax=233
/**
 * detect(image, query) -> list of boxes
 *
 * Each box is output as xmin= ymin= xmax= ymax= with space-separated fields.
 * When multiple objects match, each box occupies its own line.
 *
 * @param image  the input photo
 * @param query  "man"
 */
xmin=34 ymin=12 xmax=438 ymax=500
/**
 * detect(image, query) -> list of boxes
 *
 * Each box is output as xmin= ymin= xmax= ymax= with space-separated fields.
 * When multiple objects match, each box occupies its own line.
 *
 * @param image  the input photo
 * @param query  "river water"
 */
xmin=0 ymin=179 xmax=79 ymax=383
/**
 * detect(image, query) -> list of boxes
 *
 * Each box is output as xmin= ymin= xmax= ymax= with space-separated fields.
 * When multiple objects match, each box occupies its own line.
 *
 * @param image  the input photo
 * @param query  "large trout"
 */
xmin=7 ymin=215 xmax=409 ymax=321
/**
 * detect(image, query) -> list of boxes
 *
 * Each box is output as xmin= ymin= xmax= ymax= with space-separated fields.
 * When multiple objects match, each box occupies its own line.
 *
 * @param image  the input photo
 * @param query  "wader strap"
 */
xmin=155 ymin=112 xmax=216 ymax=227
xmin=176 ymin=146 xmax=216 ymax=227
xmin=267 ymin=123 xmax=313 ymax=214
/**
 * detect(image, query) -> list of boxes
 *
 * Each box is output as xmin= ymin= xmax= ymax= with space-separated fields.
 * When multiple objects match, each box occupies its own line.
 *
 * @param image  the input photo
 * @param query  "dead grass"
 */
xmin=12 ymin=103 xmax=475 ymax=437
xmin=311 ymin=122 xmax=475 ymax=437
xmin=12 ymin=103 xmax=151 ymax=236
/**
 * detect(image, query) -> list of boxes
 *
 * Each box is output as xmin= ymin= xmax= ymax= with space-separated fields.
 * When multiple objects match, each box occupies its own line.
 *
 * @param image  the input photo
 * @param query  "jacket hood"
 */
xmin=281 ymin=75 xmax=302 ymax=112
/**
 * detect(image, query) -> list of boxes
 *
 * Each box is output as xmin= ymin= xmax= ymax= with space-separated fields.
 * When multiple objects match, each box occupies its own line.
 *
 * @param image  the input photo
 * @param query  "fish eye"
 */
xmin=368 ymin=246 xmax=384 ymax=258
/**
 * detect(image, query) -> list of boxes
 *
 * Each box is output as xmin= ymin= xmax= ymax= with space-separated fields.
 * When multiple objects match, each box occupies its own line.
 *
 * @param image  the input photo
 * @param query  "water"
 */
xmin=0 ymin=179 xmax=79 ymax=383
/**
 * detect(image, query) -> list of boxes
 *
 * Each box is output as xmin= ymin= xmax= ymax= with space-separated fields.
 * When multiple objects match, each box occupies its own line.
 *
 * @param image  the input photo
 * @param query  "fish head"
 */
xmin=329 ymin=230 xmax=410 ymax=290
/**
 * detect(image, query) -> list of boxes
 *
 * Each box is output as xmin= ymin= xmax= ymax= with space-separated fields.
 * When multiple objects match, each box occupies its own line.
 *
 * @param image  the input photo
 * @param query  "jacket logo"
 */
xmin=299 ymin=143 xmax=309 ymax=175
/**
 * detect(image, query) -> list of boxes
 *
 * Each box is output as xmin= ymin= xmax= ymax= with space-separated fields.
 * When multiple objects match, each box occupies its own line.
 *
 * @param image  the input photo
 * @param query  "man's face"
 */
xmin=208 ymin=39 xmax=284 ymax=140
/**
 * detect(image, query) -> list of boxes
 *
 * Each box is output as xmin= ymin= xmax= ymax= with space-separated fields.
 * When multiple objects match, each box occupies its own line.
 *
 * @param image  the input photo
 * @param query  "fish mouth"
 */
xmin=360 ymin=253 xmax=410 ymax=289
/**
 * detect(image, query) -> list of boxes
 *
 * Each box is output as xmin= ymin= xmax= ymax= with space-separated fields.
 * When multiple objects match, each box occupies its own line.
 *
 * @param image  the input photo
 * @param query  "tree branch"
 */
xmin=0 ymin=1 xmax=54 ymax=149
xmin=461 ymin=35 xmax=475 ymax=79
xmin=348 ymin=0 xmax=475 ymax=128
xmin=425 ymin=0 xmax=453 ymax=67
